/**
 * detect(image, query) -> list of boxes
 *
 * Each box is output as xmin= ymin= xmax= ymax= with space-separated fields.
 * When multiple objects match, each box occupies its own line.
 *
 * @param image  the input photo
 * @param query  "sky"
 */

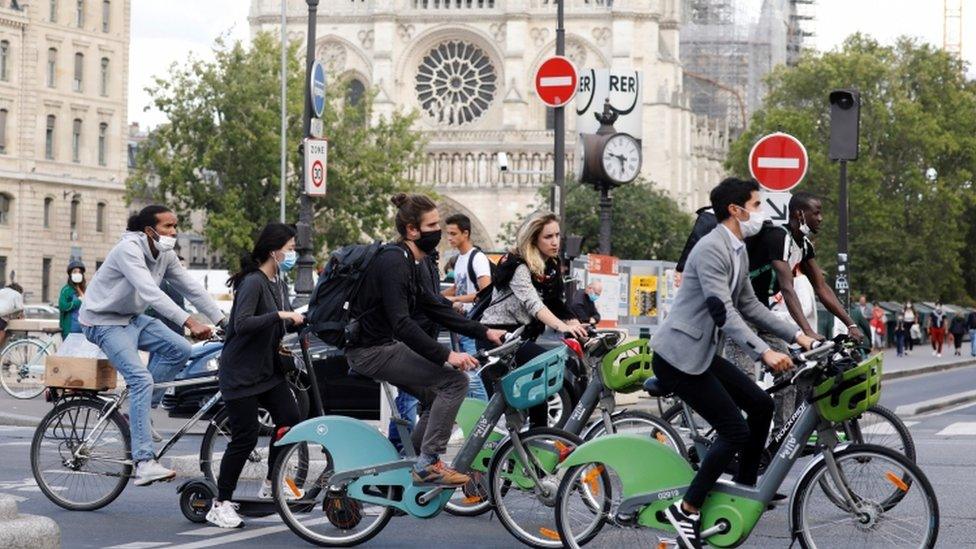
xmin=127 ymin=0 xmax=976 ymax=129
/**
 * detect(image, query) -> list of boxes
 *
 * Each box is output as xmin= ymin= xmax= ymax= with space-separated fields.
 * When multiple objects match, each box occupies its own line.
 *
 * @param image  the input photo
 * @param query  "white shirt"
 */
xmin=0 ymin=288 xmax=24 ymax=318
xmin=721 ymin=224 xmax=745 ymax=290
xmin=453 ymin=248 xmax=491 ymax=312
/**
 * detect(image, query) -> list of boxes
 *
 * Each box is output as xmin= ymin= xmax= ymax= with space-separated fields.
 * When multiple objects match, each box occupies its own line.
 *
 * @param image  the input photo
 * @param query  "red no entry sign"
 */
xmin=748 ymin=132 xmax=808 ymax=192
xmin=535 ymin=56 xmax=578 ymax=108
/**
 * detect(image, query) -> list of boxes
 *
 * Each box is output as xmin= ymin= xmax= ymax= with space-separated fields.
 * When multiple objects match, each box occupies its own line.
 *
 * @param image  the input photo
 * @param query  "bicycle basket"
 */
xmin=812 ymin=353 xmax=882 ymax=423
xmin=499 ymin=346 xmax=567 ymax=410
xmin=600 ymin=339 xmax=654 ymax=393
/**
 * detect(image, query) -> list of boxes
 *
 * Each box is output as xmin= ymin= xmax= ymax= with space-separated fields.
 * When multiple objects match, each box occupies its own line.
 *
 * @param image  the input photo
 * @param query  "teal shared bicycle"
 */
xmin=268 ymin=327 xmax=586 ymax=547
xmin=553 ymin=336 xmax=939 ymax=548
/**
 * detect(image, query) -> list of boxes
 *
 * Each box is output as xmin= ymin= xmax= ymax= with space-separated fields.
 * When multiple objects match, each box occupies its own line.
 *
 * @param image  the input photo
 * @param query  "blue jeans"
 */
xmin=895 ymin=332 xmax=905 ymax=356
xmin=83 ymin=315 xmax=192 ymax=462
xmin=387 ymin=391 xmax=418 ymax=454
xmin=971 ymin=329 xmax=976 ymax=357
xmin=458 ymin=335 xmax=488 ymax=401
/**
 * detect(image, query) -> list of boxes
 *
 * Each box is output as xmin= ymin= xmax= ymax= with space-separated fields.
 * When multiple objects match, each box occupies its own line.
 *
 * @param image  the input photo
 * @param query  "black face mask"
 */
xmin=414 ymin=229 xmax=442 ymax=254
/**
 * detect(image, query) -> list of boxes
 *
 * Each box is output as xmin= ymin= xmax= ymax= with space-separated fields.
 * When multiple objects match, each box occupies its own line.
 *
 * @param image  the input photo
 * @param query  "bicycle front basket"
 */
xmin=812 ymin=352 xmax=882 ymax=423
xmin=600 ymin=338 xmax=654 ymax=394
xmin=500 ymin=346 xmax=567 ymax=410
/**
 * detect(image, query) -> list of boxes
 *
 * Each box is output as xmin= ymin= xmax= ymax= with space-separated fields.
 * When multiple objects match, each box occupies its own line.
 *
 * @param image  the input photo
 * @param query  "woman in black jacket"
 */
xmin=207 ymin=223 xmax=305 ymax=529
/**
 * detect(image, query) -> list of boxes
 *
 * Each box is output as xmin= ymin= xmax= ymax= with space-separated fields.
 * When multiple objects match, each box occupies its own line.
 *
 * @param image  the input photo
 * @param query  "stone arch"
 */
xmin=397 ymin=25 xmax=505 ymax=128
xmin=437 ymin=195 xmax=495 ymax=251
xmin=527 ymin=34 xmax=609 ymax=82
xmin=300 ymin=34 xmax=373 ymax=83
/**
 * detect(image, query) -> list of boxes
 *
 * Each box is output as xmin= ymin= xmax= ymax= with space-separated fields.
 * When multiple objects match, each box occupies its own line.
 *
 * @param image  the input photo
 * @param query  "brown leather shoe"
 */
xmin=411 ymin=460 xmax=470 ymax=486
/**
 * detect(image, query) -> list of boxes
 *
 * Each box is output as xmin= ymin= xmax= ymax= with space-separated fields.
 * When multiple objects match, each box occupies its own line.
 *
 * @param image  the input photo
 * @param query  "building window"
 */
xmin=76 ymin=0 xmax=84 ymax=28
xmin=96 ymin=202 xmax=105 ymax=232
xmin=346 ymin=78 xmax=365 ymax=107
xmin=47 ymin=48 xmax=57 ymax=88
xmin=44 ymin=197 xmax=53 ymax=228
xmin=70 ymin=196 xmax=79 ymax=231
xmin=0 ymin=193 xmax=10 ymax=225
xmin=101 ymin=0 xmax=109 ymax=32
xmin=49 ymin=0 xmax=57 ymax=22
xmin=73 ymin=52 xmax=83 ymax=92
xmin=415 ymin=40 xmax=498 ymax=126
xmin=545 ymin=108 xmax=555 ymax=130
xmin=98 ymin=122 xmax=107 ymax=165
xmin=99 ymin=57 xmax=108 ymax=96
xmin=0 ymin=41 xmax=9 ymax=82
xmin=0 ymin=109 xmax=7 ymax=154
xmin=0 ymin=256 xmax=6 ymax=286
xmin=72 ymin=118 xmax=81 ymax=162
xmin=127 ymin=143 xmax=136 ymax=168
xmin=42 ymin=258 xmax=52 ymax=302
xmin=45 ymin=115 xmax=55 ymax=160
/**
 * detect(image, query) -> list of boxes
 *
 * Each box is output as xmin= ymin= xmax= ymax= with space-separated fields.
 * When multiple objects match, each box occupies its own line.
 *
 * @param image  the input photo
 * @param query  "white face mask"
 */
xmin=70 ymin=272 xmax=83 ymax=284
xmin=736 ymin=207 xmax=767 ymax=238
xmin=151 ymin=228 xmax=177 ymax=253
xmin=798 ymin=212 xmax=813 ymax=236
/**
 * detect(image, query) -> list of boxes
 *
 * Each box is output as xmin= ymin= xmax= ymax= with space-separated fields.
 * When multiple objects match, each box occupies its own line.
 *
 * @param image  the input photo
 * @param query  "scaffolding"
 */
xmin=680 ymin=0 xmax=815 ymax=137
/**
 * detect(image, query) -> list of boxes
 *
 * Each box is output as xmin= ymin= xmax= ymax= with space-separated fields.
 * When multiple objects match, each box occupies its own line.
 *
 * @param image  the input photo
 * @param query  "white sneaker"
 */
xmin=133 ymin=459 xmax=176 ymax=486
xmin=937 ymin=353 xmax=942 ymax=358
xmin=151 ymin=424 xmax=163 ymax=443
xmin=206 ymin=500 xmax=244 ymax=529
xmin=257 ymin=479 xmax=304 ymax=500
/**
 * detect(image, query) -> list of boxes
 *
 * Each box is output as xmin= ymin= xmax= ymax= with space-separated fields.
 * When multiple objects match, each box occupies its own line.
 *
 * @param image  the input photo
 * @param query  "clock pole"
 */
xmin=598 ymin=184 xmax=612 ymax=254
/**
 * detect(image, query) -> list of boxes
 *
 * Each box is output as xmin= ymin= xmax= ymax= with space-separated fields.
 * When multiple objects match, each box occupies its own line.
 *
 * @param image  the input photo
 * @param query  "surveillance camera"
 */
xmin=829 ymin=90 xmax=856 ymax=110
xmin=497 ymin=152 xmax=508 ymax=172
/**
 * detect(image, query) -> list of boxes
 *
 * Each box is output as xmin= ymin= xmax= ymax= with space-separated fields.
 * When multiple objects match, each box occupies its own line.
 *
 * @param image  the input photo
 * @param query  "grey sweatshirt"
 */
xmin=480 ymin=264 xmax=545 ymax=327
xmin=79 ymin=231 xmax=224 ymax=327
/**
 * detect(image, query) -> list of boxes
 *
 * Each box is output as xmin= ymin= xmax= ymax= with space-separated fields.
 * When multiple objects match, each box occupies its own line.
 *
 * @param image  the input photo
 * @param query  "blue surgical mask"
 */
xmin=588 ymin=292 xmax=599 ymax=303
xmin=278 ymin=250 xmax=297 ymax=272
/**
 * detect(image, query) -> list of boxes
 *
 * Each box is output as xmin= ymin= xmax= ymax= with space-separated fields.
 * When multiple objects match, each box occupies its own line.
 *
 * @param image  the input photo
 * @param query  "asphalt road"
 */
xmin=2 ymin=365 xmax=975 ymax=548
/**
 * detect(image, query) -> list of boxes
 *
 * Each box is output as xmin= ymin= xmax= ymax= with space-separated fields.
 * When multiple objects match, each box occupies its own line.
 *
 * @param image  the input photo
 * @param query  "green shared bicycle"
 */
xmin=553 ymin=336 xmax=939 ymax=548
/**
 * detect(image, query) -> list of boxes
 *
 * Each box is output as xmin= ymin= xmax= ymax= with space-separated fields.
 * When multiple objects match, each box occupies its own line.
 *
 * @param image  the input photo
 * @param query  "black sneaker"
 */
xmin=664 ymin=501 xmax=702 ymax=549
xmin=767 ymin=492 xmax=788 ymax=510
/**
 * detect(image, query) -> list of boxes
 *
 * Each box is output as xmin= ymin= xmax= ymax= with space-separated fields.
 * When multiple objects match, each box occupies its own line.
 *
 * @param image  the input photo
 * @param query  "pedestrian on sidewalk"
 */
xmin=0 ymin=282 xmax=24 ymax=350
xmin=893 ymin=314 xmax=907 ymax=357
xmin=928 ymin=301 xmax=947 ymax=358
xmin=58 ymin=260 xmax=87 ymax=340
xmin=968 ymin=309 xmax=976 ymax=357
xmin=903 ymin=301 xmax=918 ymax=354
xmin=870 ymin=304 xmax=886 ymax=353
xmin=949 ymin=313 xmax=967 ymax=357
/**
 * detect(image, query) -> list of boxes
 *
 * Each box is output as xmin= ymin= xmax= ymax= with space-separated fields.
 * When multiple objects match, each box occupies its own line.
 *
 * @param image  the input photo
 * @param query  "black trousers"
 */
xmin=652 ymin=353 xmax=774 ymax=509
xmin=217 ymin=381 xmax=300 ymax=501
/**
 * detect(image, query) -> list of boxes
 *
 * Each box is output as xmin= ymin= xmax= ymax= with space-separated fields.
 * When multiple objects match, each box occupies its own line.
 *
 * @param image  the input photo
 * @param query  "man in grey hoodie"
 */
xmin=80 ymin=205 xmax=226 ymax=486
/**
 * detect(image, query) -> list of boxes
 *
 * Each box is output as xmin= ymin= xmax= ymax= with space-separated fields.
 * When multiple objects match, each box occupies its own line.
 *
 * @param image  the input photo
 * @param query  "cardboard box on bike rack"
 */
xmin=45 ymin=356 xmax=117 ymax=391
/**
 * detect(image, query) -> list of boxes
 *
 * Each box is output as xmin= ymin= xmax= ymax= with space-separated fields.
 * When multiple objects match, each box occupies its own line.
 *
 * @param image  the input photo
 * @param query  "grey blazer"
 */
xmin=652 ymin=226 xmax=798 ymax=375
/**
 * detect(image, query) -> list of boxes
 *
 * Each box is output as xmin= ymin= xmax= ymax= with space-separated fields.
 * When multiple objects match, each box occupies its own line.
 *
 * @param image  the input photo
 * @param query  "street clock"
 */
xmin=577 ymin=99 xmax=642 ymax=187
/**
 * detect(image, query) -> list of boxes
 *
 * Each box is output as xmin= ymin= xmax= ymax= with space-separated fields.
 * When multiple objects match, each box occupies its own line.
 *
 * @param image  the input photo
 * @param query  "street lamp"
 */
xmin=294 ymin=0 xmax=320 ymax=306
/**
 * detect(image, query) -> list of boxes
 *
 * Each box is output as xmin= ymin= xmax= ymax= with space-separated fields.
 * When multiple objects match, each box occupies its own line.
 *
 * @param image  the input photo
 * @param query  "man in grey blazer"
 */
xmin=651 ymin=178 xmax=818 ymax=549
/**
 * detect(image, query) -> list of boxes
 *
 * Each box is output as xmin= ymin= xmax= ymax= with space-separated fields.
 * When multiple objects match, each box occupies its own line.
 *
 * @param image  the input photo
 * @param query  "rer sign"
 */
xmin=748 ymin=132 xmax=808 ymax=192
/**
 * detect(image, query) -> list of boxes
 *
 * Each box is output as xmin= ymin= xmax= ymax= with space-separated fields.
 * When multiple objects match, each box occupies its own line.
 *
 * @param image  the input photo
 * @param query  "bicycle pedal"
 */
xmin=656 ymin=539 xmax=679 ymax=549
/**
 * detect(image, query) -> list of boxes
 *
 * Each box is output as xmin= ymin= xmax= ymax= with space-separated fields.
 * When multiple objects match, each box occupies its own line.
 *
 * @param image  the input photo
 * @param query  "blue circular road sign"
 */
xmin=310 ymin=60 xmax=327 ymax=118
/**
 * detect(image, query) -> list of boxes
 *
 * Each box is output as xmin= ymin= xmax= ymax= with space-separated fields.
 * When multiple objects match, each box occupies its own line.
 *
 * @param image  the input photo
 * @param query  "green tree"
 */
xmin=128 ymin=33 xmax=426 ymax=268
xmin=726 ymin=35 xmax=976 ymax=303
xmin=501 ymin=178 xmax=692 ymax=260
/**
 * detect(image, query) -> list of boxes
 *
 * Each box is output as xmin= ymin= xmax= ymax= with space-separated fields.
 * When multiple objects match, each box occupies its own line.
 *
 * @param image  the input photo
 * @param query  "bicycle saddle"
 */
xmin=642 ymin=377 xmax=671 ymax=397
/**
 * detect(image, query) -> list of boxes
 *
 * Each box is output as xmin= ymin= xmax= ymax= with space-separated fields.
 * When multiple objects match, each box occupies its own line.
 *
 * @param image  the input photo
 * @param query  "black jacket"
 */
xmin=219 ymin=272 xmax=292 ymax=400
xmin=570 ymin=288 xmax=601 ymax=324
xmin=676 ymin=207 xmax=717 ymax=273
xmin=349 ymin=244 xmax=487 ymax=365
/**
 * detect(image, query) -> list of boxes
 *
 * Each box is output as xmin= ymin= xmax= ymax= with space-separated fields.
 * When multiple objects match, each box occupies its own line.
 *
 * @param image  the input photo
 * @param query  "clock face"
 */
xmin=600 ymin=133 xmax=642 ymax=184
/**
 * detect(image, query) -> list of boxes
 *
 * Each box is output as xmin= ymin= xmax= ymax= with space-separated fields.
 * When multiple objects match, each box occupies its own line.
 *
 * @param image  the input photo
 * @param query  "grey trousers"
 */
xmin=346 ymin=342 xmax=469 ymax=457
xmin=721 ymin=331 xmax=797 ymax=433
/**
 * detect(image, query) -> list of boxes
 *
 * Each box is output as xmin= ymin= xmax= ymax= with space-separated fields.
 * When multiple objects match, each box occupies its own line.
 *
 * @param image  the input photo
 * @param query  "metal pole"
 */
xmin=295 ymin=0 xmax=319 ymax=305
xmin=552 ymin=0 xmax=566 ymax=218
xmin=598 ymin=184 xmax=612 ymax=255
xmin=835 ymin=160 xmax=850 ymax=310
xmin=279 ymin=0 xmax=287 ymax=223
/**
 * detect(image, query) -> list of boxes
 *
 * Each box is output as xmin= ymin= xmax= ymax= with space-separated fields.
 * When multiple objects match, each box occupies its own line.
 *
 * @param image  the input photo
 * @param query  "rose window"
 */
xmin=416 ymin=40 xmax=497 ymax=126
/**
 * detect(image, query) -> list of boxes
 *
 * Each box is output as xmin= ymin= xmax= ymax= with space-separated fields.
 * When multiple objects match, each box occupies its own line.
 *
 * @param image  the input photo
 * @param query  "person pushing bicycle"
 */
xmin=650 ymin=178 xmax=818 ymax=549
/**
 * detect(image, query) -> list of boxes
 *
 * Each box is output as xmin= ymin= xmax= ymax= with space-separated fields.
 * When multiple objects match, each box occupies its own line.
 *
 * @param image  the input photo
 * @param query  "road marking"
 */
xmin=105 ymin=543 xmax=170 ymax=549
xmin=936 ymin=422 xmax=976 ymax=436
xmin=895 ymin=388 xmax=976 ymax=416
xmin=0 ymin=441 xmax=32 ymax=447
xmin=539 ymin=76 xmax=573 ymax=87
xmin=0 ymin=491 xmax=27 ymax=503
xmin=756 ymin=157 xmax=800 ymax=169
xmin=179 ymin=526 xmax=229 ymax=537
xmin=165 ymin=518 xmax=331 ymax=548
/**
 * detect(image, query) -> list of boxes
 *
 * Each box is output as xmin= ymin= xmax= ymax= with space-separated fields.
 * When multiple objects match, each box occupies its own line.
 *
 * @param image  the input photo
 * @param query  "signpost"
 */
xmin=310 ymin=60 xmax=327 ymax=118
xmin=748 ymin=132 xmax=808 ymax=192
xmin=587 ymin=254 xmax=620 ymax=328
xmin=760 ymin=191 xmax=792 ymax=225
xmin=304 ymin=138 xmax=327 ymax=196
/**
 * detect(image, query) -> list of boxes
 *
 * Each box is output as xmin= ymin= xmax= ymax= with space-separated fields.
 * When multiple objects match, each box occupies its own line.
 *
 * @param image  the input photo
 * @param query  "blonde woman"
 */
xmin=481 ymin=213 xmax=588 ymax=427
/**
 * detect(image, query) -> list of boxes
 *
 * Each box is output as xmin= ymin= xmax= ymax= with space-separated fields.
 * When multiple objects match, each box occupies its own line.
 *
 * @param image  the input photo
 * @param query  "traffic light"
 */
xmin=828 ymin=89 xmax=860 ymax=161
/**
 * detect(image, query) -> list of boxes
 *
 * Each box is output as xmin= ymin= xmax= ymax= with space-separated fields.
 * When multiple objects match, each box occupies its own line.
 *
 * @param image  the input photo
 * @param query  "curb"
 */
xmin=882 ymin=358 xmax=976 ymax=381
xmin=0 ymin=494 xmax=60 ymax=549
xmin=894 ymin=388 xmax=976 ymax=416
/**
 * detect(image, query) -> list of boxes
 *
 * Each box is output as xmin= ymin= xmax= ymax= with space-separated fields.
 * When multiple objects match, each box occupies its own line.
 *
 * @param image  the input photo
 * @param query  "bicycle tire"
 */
xmin=31 ymin=397 xmax=131 ymax=511
xmin=791 ymin=444 xmax=939 ymax=549
xmin=443 ymin=469 xmax=492 ymax=517
xmin=583 ymin=409 xmax=688 ymax=459
xmin=0 ymin=338 xmax=49 ymax=399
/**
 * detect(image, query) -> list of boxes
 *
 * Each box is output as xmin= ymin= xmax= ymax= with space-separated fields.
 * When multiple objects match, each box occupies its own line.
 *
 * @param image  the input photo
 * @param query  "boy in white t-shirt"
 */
xmin=0 ymin=282 xmax=25 ymax=349
xmin=442 ymin=214 xmax=491 ymax=401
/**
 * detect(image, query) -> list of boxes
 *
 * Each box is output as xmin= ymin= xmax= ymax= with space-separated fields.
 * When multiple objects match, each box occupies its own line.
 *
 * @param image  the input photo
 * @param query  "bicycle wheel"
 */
xmin=0 ymin=338 xmax=49 ymax=399
xmin=547 ymin=387 xmax=571 ymax=428
xmin=840 ymin=405 xmax=916 ymax=461
xmin=584 ymin=410 xmax=688 ymax=458
xmin=792 ymin=444 xmax=938 ymax=548
xmin=200 ymin=406 xmax=309 ymax=499
xmin=662 ymin=401 xmax=711 ymax=467
xmin=488 ymin=427 xmax=584 ymax=548
xmin=272 ymin=441 xmax=393 ymax=547
xmin=31 ymin=397 xmax=131 ymax=511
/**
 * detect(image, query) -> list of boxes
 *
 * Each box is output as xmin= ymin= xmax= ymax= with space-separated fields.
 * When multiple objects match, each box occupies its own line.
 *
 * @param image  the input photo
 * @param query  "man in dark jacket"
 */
xmin=675 ymin=207 xmax=717 ymax=288
xmin=570 ymin=280 xmax=602 ymax=325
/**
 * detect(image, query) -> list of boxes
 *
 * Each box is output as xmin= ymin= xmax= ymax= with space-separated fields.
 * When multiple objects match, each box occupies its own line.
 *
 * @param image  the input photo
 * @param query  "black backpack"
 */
xmin=465 ymin=246 xmax=498 ymax=290
xmin=306 ymin=240 xmax=397 ymax=347
xmin=465 ymin=252 xmax=522 ymax=322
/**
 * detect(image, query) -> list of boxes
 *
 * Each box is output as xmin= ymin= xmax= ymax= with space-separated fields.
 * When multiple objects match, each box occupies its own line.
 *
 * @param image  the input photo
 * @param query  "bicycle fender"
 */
xmin=560 ymin=434 xmax=694 ymax=499
xmin=275 ymin=415 xmax=399 ymax=472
